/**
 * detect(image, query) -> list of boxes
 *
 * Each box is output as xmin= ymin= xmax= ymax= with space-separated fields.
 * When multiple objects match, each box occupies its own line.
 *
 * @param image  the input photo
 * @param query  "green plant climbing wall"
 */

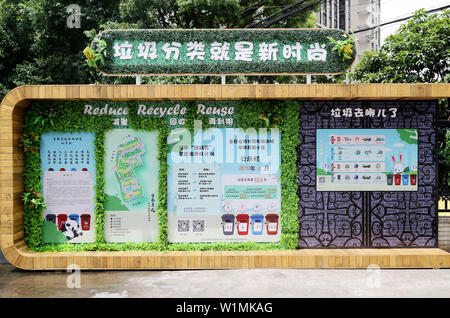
xmin=22 ymin=100 xmax=299 ymax=252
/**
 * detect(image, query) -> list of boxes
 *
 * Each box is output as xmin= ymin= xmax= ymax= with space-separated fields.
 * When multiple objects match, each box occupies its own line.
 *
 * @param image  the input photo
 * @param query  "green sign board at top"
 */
xmin=93 ymin=29 xmax=355 ymax=76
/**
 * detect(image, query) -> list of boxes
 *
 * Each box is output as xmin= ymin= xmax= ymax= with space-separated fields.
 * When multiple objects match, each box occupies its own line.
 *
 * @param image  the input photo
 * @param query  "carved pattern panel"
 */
xmin=297 ymin=101 xmax=437 ymax=248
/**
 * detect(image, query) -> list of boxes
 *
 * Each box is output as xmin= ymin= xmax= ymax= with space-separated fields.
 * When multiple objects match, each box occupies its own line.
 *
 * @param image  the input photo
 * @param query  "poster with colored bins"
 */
xmin=167 ymin=127 xmax=281 ymax=243
xmin=40 ymin=132 xmax=96 ymax=243
xmin=316 ymin=129 xmax=419 ymax=191
xmin=103 ymin=129 xmax=160 ymax=243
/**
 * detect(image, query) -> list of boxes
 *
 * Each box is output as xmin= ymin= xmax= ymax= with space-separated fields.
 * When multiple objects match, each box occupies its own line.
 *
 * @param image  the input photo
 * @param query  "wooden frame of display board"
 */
xmin=1 ymin=83 xmax=450 ymax=270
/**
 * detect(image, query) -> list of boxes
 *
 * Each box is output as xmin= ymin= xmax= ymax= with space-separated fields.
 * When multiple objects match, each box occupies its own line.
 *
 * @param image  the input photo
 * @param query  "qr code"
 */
xmin=178 ymin=220 xmax=190 ymax=232
xmin=319 ymin=176 xmax=325 ymax=184
xmin=193 ymin=220 xmax=205 ymax=232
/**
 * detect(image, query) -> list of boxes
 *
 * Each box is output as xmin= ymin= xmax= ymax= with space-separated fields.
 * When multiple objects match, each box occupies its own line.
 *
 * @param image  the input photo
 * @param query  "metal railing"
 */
xmin=438 ymin=110 xmax=450 ymax=212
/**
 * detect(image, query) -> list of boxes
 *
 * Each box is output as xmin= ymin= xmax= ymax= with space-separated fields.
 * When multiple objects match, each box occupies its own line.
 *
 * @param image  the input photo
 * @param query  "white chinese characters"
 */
xmin=112 ymin=41 xmax=329 ymax=63
xmin=330 ymin=107 xmax=399 ymax=118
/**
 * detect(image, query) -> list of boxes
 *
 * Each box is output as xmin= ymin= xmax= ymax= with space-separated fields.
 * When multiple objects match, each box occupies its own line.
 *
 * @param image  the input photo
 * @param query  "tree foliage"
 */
xmin=0 ymin=0 xmax=122 ymax=99
xmin=0 ymin=0 xmax=319 ymax=98
xmin=352 ymin=9 xmax=450 ymax=199
xmin=352 ymin=9 xmax=450 ymax=83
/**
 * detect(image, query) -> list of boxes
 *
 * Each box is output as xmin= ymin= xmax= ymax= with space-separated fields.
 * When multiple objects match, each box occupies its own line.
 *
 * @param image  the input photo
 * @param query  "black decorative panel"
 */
xmin=297 ymin=101 xmax=438 ymax=248
xmin=367 ymin=101 xmax=437 ymax=247
xmin=298 ymin=101 xmax=365 ymax=248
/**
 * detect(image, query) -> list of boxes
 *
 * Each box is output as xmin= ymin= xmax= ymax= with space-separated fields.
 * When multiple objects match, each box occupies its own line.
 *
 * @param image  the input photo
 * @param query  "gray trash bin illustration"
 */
xmin=221 ymin=214 xmax=235 ymax=235
xmin=386 ymin=174 xmax=393 ymax=186
xmin=45 ymin=214 xmax=56 ymax=225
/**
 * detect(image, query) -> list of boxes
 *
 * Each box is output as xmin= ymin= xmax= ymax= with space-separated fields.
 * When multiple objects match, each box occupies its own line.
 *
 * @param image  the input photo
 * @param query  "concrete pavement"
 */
xmin=0 ymin=264 xmax=449 ymax=298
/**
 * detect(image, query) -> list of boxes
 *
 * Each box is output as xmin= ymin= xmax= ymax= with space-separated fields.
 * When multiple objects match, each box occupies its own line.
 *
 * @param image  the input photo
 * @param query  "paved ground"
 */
xmin=1 ymin=264 xmax=449 ymax=298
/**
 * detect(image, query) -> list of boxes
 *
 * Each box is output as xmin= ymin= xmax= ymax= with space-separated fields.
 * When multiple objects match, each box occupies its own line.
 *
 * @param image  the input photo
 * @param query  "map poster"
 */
xmin=316 ymin=129 xmax=419 ymax=191
xmin=40 ymin=132 xmax=96 ymax=243
xmin=104 ymin=129 xmax=159 ymax=243
xmin=167 ymin=127 xmax=281 ymax=243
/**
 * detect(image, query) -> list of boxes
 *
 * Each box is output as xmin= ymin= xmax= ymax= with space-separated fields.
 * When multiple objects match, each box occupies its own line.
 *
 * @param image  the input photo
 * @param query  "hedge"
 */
xmin=96 ymin=29 xmax=354 ymax=75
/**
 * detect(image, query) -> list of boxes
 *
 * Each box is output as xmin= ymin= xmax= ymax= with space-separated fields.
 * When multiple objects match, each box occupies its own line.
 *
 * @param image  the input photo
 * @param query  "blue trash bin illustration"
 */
xmin=251 ymin=214 xmax=264 ymax=235
xmin=402 ymin=174 xmax=409 ymax=185
xmin=69 ymin=214 xmax=80 ymax=224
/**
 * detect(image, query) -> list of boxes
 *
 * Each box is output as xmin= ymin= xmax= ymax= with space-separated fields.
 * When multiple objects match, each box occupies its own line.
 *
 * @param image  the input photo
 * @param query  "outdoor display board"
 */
xmin=167 ymin=128 xmax=281 ymax=242
xmin=26 ymin=99 xmax=292 ymax=248
xmin=23 ymin=97 xmax=440 ymax=251
xmin=91 ymin=29 xmax=355 ymax=75
xmin=29 ymin=99 xmax=438 ymax=249
xmin=0 ymin=83 xmax=447 ymax=270
xmin=298 ymin=101 xmax=438 ymax=248
xmin=316 ymin=129 xmax=418 ymax=191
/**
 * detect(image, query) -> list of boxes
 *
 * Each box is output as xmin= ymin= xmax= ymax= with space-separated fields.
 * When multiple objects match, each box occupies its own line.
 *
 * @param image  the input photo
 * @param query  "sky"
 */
xmin=380 ymin=0 xmax=449 ymax=44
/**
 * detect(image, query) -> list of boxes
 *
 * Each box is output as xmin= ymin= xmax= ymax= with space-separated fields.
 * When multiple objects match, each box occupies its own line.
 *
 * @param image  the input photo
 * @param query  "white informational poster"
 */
xmin=40 ymin=132 xmax=96 ymax=244
xmin=167 ymin=127 xmax=281 ymax=243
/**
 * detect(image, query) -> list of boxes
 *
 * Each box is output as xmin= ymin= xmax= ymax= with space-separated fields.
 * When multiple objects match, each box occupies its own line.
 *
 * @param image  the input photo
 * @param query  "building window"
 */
xmin=347 ymin=0 xmax=351 ymax=31
xmin=339 ymin=0 xmax=346 ymax=30
xmin=333 ymin=0 xmax=338 ymax=28
xmin=328 ymin=0 xmax=332 ymax=27
xmin=322 ymin=0 xmax=327 ymax=25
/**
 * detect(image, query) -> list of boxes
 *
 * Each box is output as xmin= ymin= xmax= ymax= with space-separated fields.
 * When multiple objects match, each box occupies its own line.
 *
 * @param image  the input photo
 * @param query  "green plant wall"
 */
xmin=22 ymin=100 xmax=299 ymax=252
xmin=95 ymin=29 xmax=355 ymax=75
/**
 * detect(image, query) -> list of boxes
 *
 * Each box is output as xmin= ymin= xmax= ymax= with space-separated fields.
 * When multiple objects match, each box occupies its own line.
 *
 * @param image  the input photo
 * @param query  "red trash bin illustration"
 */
xmin=80 ymin=214 xmax=91 ymax=231
xmin=265 ymin=214 xmax=279 ymax=235
xmin=57 ymin=214 xmax=67 ymax=231
xmin=236 ymin=214 xmax=249 ymax=235
xmin=394 ymin=174 xmax=401 ymax=185
xmin=410 ymin=174 xmax=417 ymax=186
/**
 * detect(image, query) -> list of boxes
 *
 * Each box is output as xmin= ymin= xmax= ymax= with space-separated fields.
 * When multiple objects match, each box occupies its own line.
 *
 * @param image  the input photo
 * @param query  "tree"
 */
xmin=0 ymin=0 xmax=320 ymax=97
xmin=352 ymin=9 xmax=450 ymax=200
xmin=0 ymin=1 xmax=35 ymax=98
xmin=118 ymin=0 xmax=318 ymax=29
xmin=351 ymin=9 xmax=450 ymax=83
xmin=0 ymin=0 xmax=122 ymax=99
xmin=97 ymin=0 xmax=320 ymax=84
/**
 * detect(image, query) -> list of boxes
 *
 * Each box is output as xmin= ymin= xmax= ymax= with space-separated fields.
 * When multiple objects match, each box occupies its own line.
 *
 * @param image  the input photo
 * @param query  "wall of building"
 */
xmin=439 ymin=216 xmax=450 ymax=249
xmin=316 ymin=0 xmax=381 ymax=68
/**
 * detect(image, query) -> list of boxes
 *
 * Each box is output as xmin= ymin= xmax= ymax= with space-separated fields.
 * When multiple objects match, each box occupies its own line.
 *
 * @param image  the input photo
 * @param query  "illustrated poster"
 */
xmin=316 ymin=129 xmax=418 ymax=191
xmin=104 ymin=129 xmax=159 ymax=243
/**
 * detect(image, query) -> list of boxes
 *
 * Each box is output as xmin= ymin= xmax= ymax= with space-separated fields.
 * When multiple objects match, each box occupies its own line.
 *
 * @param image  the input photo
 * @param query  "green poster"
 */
xmin=104 ymin=129 xmax=160 ymax=243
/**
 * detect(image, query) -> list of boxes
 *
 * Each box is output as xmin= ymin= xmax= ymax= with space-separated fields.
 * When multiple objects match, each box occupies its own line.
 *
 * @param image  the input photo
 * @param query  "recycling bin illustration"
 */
xmin=80 ymin=214 xmax=91 ymax=231
xmin=57 ymin=214 xmax=67 ymax=230
xmin=69 ymin=214 xmax=80 ymax=224
xmin=45 ymin=214 xmax=56 ymax=225
xmin=221 ymin=214 xmax=235 ymax=235
xmin=386 ymin=174 xmax=393 ymax=186
xmin=265 ymin=214 xmax=279 ymax=235
xmin=410 ymin=174 xmax=417 ymax=186
xmin=402 ymin=174 xmax=409 ymax=186
xmin=394 ymin=174 xmax=401 ymax=185
xmin=250 ymin=214 xmax=264 ymax=235
xmin=236 ymin=214 xmax=249 ymax=235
